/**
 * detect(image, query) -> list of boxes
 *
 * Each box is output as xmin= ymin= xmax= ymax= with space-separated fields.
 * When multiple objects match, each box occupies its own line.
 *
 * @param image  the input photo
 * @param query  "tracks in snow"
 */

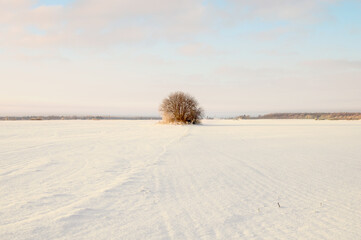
xmin=1 ymin=120 xmax=361 ymax=240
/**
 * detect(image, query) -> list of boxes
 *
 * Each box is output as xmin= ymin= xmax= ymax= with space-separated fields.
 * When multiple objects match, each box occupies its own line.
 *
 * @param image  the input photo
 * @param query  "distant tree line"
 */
xmin=236 ymin=113 xmax=361 ymax=120
xmin=0 ymin=116 xmax=161 ymax=121
xmin=1 ymin=112 xmax=360 ymax=121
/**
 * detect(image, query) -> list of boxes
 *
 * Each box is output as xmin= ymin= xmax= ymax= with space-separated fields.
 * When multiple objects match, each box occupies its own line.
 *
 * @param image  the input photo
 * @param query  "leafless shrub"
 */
xmin=159 ymin=91 xmax=204 ymax=124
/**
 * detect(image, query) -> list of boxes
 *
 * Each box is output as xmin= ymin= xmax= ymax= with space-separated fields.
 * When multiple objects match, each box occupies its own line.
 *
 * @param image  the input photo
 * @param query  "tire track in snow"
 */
xmin=1 ymin=123 xmax=192 ymax=234
xmin=151 ymin=126 xmax=195 ymax=239
xmin=149 ymin=126 xmax=235 ymax=239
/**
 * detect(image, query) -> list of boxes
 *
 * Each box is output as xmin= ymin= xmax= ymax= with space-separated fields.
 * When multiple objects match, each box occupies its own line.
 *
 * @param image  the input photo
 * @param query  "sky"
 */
xmin=1 ymin=0 xmax=360 ymax=117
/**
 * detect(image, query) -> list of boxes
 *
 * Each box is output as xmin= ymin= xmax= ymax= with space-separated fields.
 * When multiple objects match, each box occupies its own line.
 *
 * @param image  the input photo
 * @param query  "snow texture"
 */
xmin=1 ymin=120 xmax=361 ymax=239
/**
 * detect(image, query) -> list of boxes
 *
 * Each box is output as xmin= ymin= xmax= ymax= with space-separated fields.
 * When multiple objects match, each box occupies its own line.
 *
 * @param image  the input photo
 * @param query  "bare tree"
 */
xmin=159 ymin=92 xmax=204 ymax=124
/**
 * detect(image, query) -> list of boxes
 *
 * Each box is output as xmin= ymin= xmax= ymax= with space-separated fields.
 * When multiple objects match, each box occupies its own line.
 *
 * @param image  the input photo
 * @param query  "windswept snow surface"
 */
xmin=1 ymin=120 xmax=361 ymax=240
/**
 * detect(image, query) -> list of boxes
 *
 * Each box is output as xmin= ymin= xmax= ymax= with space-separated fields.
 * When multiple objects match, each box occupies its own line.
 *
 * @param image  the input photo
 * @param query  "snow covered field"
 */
xmin=1 ymin=119 xmax=361 ymax=240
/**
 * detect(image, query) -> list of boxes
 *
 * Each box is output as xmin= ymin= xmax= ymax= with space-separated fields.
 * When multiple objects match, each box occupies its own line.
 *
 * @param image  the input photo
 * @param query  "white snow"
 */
xmin=1 ymin=119 xmax=361 ymax=239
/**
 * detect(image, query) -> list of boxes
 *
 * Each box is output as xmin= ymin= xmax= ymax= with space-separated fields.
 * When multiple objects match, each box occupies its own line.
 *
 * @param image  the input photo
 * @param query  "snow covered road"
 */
xmin=1 ymin=120 xmax=361 ymax=239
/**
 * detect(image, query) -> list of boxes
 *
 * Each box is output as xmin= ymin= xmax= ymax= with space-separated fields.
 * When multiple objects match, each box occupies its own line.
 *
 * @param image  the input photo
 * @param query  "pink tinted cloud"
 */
xmin=178 ymin=43 xmax=226 ymax=56
xmin=0 ymin=0 xmax=342 ymax=51
xmin=302 ymin=59 xmax=361 ymax=70
xmin=226 ymin=0 xmax=340 ymax=21
xmin=0 ymin=0 xmax=209 ymax=49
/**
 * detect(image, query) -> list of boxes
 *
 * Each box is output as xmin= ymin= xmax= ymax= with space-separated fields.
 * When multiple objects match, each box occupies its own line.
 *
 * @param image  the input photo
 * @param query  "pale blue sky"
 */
xmin=1 ymin=0 xmax=360 ymax=116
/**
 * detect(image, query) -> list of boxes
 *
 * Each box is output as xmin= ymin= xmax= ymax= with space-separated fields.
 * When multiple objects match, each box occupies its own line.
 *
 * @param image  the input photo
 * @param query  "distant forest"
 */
xmin=237 ymin=113 xmax=361 ymax=120
xmin=1 ymin=113 xmax=360 ymax=121
xmin=0 ymin=116 xmax=161 ymax=121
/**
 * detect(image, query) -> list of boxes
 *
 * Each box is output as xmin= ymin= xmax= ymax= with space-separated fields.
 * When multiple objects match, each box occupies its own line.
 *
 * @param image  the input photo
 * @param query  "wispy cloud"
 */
xmin=0 ymin=0 xmax=210 ymax=49
xmin=302 ymin=59 xmax=361 ymax=70
xmin=0 ymin=0 xmax=340 ymax=50
xmin=226 ymin=0 xmax=340 ymax=21
xmin=178 ymin=43 xmax=226 ymax=56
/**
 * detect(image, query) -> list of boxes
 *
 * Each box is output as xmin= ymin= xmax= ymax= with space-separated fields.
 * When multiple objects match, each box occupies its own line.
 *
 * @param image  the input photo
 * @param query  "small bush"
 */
xmin=159 ymin=91 xmax=204 ymax=124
